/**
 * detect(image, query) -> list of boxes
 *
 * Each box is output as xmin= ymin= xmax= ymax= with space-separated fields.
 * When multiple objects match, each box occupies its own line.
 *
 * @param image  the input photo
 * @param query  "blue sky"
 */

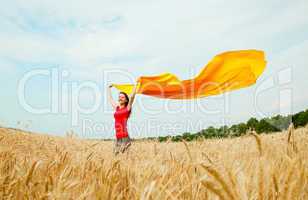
xmin=1 ymin=0 xmax=308 ymax=138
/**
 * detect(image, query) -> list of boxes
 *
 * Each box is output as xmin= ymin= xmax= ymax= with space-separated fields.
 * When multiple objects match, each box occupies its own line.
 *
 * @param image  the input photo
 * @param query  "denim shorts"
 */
xmin=114 ymin=136 xmax=131 ymax=155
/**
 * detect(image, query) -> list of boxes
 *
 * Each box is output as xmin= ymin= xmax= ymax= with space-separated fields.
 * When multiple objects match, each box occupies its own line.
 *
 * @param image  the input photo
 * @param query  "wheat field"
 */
xmin=0 ymin=125 xmax=307 ymax=200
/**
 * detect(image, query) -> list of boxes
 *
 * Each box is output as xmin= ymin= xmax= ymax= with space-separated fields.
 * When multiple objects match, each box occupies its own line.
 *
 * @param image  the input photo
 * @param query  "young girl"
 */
xmin=107 ymin=83 xmax=138 ymax=155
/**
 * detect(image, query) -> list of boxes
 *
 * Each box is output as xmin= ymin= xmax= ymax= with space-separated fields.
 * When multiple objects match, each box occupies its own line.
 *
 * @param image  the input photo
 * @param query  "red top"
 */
xmin=114 ymin=106 xmax=131 ymax=139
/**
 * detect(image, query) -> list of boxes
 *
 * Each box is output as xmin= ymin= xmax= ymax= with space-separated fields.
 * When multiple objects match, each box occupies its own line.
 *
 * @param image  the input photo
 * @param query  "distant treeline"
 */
xmin=150 ymin=109 xmax=308 ymax=142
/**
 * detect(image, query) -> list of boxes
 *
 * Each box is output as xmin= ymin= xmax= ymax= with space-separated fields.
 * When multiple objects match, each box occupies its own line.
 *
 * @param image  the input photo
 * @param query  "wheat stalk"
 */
xmin=0 ymin=126 xmax=307 ymax=199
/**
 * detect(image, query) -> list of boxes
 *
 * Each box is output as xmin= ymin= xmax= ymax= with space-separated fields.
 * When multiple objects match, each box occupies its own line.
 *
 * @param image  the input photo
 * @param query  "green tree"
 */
xmin=247 ymin=118 xmax=259 ymax=130
xmin=256 ymin=119 xmax=279 ymax=133
xmin=292 ymin=111 xmax=308 ymax=128
xmin=269 ymin=114 xmax=291 ymax=130
xmin=238 ymin=123 xmax=248 ymax=135
xmin=158 ymin=136 xmax=167 ymax=142
xmin=182 ymin=132 xmax=194 ymax=141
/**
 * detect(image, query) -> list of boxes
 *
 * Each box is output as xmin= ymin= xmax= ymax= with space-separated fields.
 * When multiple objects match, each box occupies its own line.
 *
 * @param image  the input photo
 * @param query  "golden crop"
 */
xmin=0 ymin=125 xmax=307 ymax=199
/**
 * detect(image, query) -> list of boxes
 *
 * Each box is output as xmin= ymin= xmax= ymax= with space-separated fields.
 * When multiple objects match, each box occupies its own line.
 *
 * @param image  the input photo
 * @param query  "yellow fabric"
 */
xmin=113 ymin=49 xmax=266 ymax=99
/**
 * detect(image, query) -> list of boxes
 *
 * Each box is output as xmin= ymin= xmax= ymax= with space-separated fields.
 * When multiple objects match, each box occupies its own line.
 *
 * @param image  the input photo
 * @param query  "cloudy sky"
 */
xmin=1 ymin=0 xmax=308 ymax=138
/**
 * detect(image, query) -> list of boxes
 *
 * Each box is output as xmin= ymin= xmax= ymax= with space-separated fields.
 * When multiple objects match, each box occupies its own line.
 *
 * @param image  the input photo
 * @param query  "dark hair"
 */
xmin=119 ymin=92 xmax=129 ymax=107
xmin=119 ymin=92 xmax=131 ymax=117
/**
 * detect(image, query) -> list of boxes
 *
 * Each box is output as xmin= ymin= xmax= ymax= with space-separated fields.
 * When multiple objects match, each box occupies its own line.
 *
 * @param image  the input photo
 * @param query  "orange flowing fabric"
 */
xmin=113 ymin=50 xmax=266 ymax=99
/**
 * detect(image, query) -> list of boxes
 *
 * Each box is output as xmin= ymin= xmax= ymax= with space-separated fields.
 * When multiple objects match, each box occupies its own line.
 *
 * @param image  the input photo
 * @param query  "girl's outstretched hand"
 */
xmin=107 ymin=84 xmax=117 ymax=110
xmin=136 ymin=77 xmax=141 ymax=83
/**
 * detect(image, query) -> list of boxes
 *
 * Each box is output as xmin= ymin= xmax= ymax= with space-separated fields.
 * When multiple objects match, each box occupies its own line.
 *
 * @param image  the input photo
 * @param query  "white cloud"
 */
xmin=0 ymin=0 xmax=308 ymax=136
xmin=1 ymin=0 xmax=306 ymax=72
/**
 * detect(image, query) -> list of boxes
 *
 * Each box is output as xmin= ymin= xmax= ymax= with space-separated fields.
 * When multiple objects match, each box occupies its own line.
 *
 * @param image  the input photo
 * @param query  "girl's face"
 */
xmin=118 ymin=93 xmax=128 ymax=105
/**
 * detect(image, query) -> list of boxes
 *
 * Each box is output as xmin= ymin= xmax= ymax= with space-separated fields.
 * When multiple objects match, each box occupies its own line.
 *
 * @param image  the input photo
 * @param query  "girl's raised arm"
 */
xmin=127 ymin=83 xmax=138 ymax=111
xmin=107 ymin=84 xmax=118 ymax=110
